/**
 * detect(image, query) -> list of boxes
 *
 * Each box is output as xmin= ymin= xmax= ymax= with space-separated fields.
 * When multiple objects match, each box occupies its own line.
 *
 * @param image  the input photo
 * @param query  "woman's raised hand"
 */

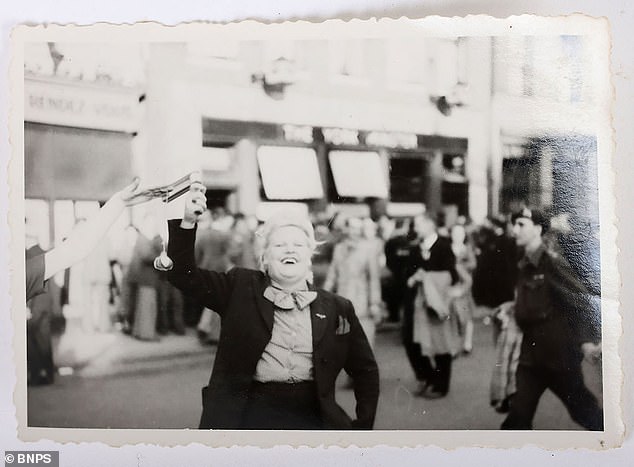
xmin=115 ymin=177 xmax=143 ymax=207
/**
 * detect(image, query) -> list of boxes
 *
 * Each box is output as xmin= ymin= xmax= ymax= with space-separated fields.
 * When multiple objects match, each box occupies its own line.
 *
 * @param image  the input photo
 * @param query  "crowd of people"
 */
xmin=25 ymin=180 xmax=603 ymax=431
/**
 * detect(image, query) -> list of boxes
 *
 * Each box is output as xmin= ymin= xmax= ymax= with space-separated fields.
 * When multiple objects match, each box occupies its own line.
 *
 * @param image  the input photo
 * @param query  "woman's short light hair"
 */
xmin=254 ymin=210 xmax=319 ymax=273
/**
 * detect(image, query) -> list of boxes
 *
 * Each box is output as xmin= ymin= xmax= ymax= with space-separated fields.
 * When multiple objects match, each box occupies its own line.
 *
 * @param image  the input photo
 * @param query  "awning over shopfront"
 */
xmin=25 ymin=122 xmax=133 ymax=201
xmin=328 ymin=150 xmax=388 ymax=198
xmin=256 ymin=146 xmax=324 ymax=200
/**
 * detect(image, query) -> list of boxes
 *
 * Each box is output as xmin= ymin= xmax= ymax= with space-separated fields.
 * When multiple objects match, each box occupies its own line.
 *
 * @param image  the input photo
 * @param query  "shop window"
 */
xmin=25 ymin=122 xmax=133 ymax=201
xmin=205 ymin=189 xmax=233 ymax=211
xmin=328 ymin=150 xmax=388 ymax=199
xmin=441 ymin=181 xmax=469 ymax=217
xmin=257 ymin=146 xmax=323 ymax=200
xmin=388 ymin=156 xmax=428 ymax=203
xmin=443 ymin=153 xmax=467 ymax=183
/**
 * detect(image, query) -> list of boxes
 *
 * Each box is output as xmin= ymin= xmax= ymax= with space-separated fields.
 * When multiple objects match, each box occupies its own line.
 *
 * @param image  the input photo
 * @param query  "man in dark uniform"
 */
xmin=383 ymin=218 xmax=415 ymax=323
xmin=501 ymin=207 xmax=603 ymax=430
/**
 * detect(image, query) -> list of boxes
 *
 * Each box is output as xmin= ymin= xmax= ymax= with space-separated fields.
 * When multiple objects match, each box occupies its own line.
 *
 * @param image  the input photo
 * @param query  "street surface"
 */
xmin=27 ymin=321 xmax=602 ymax=430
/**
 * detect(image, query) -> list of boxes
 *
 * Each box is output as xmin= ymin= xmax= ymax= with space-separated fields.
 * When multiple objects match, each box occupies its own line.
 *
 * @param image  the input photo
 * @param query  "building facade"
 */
xmin=23 ymin=34 xmax=601 ymax=243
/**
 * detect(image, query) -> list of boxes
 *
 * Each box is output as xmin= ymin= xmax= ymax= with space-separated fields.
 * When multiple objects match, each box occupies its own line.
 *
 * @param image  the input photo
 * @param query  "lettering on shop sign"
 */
xmin=322 ymin=127 xmax=360 ymax=146
xmin=273 ymin=121 xmax=421 ymax=150
xmin=29 ymin=95 xmax=86 ymax=114
xmin=364 ymin=131 xmax=418 ymax=150
xmin=25 ymin=78 xmax=138 ymax=133
xmin=28 ymin=95 xmax=133 ymax=119
xmin=282 ymin=124 xmax=314 ymax=144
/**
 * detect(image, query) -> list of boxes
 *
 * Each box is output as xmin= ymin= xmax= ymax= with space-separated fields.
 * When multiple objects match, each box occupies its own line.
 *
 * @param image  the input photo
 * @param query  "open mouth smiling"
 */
xmin=281 ymin=257 xmax=298 ymax=265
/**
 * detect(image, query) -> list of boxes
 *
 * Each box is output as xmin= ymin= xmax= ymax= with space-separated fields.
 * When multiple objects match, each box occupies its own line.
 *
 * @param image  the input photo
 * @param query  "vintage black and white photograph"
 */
xmin=10 ymin=17 xmax=619 ymax=446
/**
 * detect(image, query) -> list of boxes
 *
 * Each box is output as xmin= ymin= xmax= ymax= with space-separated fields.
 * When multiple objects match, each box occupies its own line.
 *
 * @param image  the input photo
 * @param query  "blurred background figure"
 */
xmin=115 ymin=224 xmax=140 ymax=332
xmin=311 ymin=211 xmax=346 ymax=288
xmin=489 ymin=301 xmax=522 ymax=414
xmin=363 ymin=217 xmax=389 ymax=325
xmin=194 ymin=208 xmax=233 ymax=345
xmin=157 ymin=274 xmax=186 ymax=336
xmin=228 ymin=212 xmax=258 ymax=269
xmin=472 ymin=216 xmax=518 ymax=340
xmin=323 ymin=216 xmax=382 ymax=349
xmin=25 ymin=217 xmax=62 ymax=385
xmin=80 ymin=215 xmax=115 ymax=334
xmin=126 ymin=213 xmax=162 ymax=341
xmin=404 ymin=213 xmax=459 ymax=399
xmin=449 ymin=223 xmax=477 ymax=354
xmin=383 ymin=218 xmax=415 ymax=325
xmin=500 ymin=208 xmax=603 ymax=431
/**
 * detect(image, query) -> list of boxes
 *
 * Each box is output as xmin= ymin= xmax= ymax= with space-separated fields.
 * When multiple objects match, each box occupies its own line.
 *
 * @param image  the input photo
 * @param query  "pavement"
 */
xmin=52 ymin=321 xmax=213 ymax=378
xmin=47 ymin=306 xmax=487 ymax=378
xmin=28 ymin=319 xmax=604 ymax=430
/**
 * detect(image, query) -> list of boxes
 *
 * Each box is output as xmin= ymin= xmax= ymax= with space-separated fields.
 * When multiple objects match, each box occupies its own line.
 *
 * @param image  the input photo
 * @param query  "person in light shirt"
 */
xmin=167 ymin=182 xmax=379 ymax=430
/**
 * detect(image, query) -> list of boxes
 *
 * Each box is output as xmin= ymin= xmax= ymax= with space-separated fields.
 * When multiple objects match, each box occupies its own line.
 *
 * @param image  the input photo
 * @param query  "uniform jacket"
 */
xmin=167 ymin=220 xmax=380 ymax=430
xmin=514 ymin=244 xmax=601 ymax=370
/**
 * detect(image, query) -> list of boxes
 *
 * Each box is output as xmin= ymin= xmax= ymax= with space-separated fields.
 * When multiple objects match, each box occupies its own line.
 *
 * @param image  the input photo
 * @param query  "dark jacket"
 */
xmin=472 ymin=232 xmax=518 ymax=308
xmin=167 ymin=220 xmax=380 ymax=430
xmin=405 ymin=236 xmax=459 ymax=296
xmin=384 ymin=234 xmax=415 ymax=283
xmin=514 ymin=244 xmax=601 ymax=370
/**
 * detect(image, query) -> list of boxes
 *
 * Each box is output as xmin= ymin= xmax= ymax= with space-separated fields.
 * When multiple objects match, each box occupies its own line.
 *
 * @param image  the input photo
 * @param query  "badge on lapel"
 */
xmin=336 ymin=315 xmax=351 ymax=335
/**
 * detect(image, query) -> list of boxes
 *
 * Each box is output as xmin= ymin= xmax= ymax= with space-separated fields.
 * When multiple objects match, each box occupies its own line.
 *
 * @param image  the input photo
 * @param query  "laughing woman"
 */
xmin=167 ymin=182 xmax=379 ymax=430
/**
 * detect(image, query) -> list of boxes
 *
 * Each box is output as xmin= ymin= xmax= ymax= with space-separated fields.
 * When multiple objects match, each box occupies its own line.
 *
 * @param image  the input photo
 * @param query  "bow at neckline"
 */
xmin=263 ymin=285 xmax=317 ymax=311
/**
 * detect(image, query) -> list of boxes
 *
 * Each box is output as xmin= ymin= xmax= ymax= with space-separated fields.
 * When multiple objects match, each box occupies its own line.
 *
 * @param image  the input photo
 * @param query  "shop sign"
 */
xmin=25 ymin=77 xmax=140 ymax=133
xmin=364 ymin=130 xmax=418 ymax=150
xmin=322 ymin=127 xmax=360 ymax=146
xmin=282 ymin=124 xmax=314 ymax=144
xmin=206 ymin=118 xmax=424 ymax=151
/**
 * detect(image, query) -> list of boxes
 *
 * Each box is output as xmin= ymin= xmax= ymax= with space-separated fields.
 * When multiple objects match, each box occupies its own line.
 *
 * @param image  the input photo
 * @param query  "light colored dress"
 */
xmin=451 ymin=242 xmax=477 ymax=326
xmin=323 ymin=239 xmax=381 ymax=347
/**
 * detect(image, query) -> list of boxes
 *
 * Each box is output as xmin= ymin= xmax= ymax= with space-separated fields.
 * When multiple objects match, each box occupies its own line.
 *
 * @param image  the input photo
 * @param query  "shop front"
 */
xmin=201 ymin=117 xmax=470 ymax=221
xmin=24 ymin=75 xmax=141 ymax=247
